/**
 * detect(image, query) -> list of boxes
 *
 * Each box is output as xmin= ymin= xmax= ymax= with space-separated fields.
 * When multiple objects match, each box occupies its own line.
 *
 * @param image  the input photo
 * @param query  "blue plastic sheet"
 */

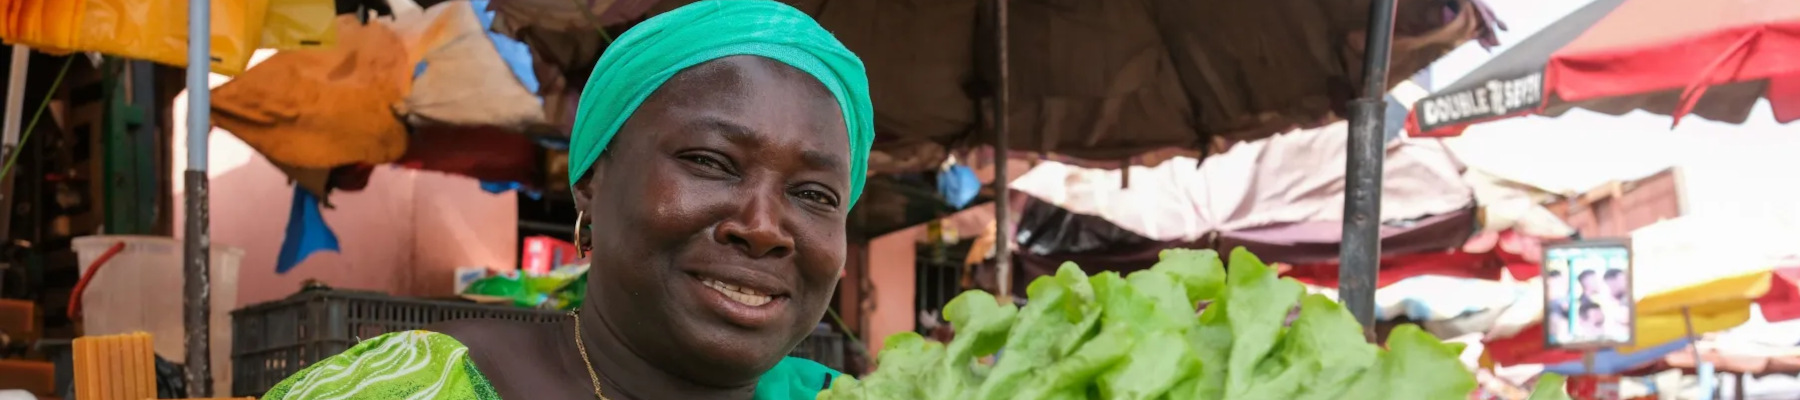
xmin=277 ymin=187 xmax=341 ymax=273
xmin=470 ymin=0 xmax=539 ymax=94
xmin=480 ymin=180 xmax=543 ymax=200
xmin=1541 ymin=338 xmax=1693 ymax=376
xmin=937 ymin=164 xmax=979 ymax=209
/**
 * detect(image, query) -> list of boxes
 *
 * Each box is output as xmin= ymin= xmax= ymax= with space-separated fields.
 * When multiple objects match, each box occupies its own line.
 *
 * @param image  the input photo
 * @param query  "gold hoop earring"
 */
xmin=574 ymin=211 xmax=590 ymax=258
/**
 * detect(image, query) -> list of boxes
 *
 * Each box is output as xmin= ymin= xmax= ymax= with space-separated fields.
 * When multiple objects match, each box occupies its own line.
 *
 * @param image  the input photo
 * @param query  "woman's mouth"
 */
xmin=701 ymin=277 xmax=773 ymax=306
xmin=688 ymin=273 xmax=790 ymax=328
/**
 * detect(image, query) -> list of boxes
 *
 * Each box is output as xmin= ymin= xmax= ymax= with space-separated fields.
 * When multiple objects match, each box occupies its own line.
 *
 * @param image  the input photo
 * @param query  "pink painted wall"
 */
xmin=173 ymin=136 xmax=520 ymax=307
xmin=173 ymin=59 xmax=519 ymax=307
xmin=857 ymin=156 xmax=1028 ymax=359
xmin=865 ymin=226 xmax=918 ymax=357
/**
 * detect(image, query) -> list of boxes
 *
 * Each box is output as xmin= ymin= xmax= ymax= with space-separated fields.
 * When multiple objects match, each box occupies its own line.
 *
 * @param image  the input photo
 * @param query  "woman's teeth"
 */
xmin=703 ymin=278 xmax=773 ymax=306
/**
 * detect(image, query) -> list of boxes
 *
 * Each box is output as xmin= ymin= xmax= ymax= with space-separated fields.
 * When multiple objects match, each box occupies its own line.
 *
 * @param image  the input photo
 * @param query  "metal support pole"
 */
xmin=184 ymin=0 xmax=215 ymax=395
xmin=1339 ymin=0 xmax=1398 ymax=338
xmin=3 ymin=46 xmax=27 ymax=161
xmin=991 ymin=0 xmax=1013 ymax=300
xmin=1683 ymin=306 xmax=1703 ymax=373
xmin=0 ymin=46 xmax=29 ymax=244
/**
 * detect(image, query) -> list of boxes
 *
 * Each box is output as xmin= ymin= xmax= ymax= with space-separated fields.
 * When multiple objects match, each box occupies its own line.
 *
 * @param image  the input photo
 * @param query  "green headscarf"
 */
xmin=567 ymin=0 xmax=874 ymax=208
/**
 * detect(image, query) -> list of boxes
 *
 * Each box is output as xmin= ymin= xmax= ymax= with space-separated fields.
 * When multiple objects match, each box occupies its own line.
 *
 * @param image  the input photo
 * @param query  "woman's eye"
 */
xmin=796 ymin=190 xmax=839 ymax=207
xmin=681 ymin=154 xmax=728 ymax=171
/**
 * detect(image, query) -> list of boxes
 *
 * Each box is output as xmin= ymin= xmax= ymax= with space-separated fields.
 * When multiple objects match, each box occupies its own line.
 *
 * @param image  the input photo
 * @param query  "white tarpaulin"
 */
xmin=1305 ymin=276 xmax=1533 ymax=322
xmin=1010 ymin=120 xmax=1473 ymax=241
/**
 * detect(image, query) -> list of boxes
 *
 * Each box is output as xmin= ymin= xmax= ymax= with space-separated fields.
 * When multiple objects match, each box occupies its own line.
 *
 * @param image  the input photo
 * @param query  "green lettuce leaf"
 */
xmin=933 ymin=290 xmax=1017 ymax=397
xmin=976 ymin=263 xmax=1100 ymax=399
xmin=823 ymin=332 xmax=946 ymax=400
xmin=817 ymin=247 xmax=1477 ymax=400
xmin=1528 ymin=374 xmax=1574 ymax=400
xmin=1338 ymin=325 xmax=1478 ymax=400
xmin=1219 ymin=248 xmax=1305 ymax=399
xmin=1149 ymin=248 xmax=1227 ymax=305
xmin=1278 ymin=295 xmax=1378 ymax=400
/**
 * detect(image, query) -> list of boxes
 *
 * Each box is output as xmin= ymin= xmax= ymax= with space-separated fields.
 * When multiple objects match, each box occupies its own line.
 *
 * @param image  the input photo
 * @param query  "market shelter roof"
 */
xmin=1008 ymin=120 xmax=1474 ymax=243
xmin=969 ymin=120 xmax=1484 ymax=290
xmin=1408 ymin=0 xmax=1800 ymax=137
xmin=485 ymin=0 xmax=1504 ymax=171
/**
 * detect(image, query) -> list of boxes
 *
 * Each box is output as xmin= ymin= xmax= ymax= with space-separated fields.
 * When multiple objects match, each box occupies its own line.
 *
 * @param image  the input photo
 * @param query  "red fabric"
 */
xmin=1771 ymin=73 xmax=1800 ymax=123
xmin=1484 ymin=322 xmax=1584 ymax=366
xmin=1281 ymin=229 xmax=1548 ymax=288
xmin=395 ymin=126 xmax=543 ymax=186
xmin=1464 ymin=230 xmax=1548 ymax=279
xmin=1283 ymin=251 xmax=1504 ymax=289
xmin=1565 ymin=375 xmax=1624 ymax=400
xmin=1404 ymin=108 xmax=1481 ymax=138
xmin=1548 ymin=0 xmax=1800 ymax=105
xmin=1756 ymin=266 xmax=1800 ymax=322
xmin=1498 ymin=233 xmax=1546 ymax=280
xmin=332 ymin=164 xmax=376 ymax=192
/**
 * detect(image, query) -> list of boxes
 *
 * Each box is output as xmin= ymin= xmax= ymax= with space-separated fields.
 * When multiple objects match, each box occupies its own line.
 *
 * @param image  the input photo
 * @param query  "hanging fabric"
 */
xmin=470 ymin=0 xmax=539 ymax=94
xmin=397 ymin=125 xmax=542 ymax=185
xmin=277 ymin=186 xmax=340 ymax=273
xmin=209 ymin=16 xmax=411 ymax=169
xmin=261 ymin=0 xmax=338 ymax=50
xmin=390 ymin=1 xmax=545 ymax=130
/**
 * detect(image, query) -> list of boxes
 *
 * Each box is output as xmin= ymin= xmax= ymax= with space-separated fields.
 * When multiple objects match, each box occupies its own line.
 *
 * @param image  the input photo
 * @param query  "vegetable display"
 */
xmin=1529 ymin=374 xmax=1574 ymax=400
xmin=819 ymin=248 xmax=1478 ymax=400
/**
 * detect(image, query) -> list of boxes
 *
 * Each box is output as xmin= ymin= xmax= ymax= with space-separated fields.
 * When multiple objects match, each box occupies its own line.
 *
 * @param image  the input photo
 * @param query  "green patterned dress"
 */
xmin=262 ymin=331 xmax=840 ymax=400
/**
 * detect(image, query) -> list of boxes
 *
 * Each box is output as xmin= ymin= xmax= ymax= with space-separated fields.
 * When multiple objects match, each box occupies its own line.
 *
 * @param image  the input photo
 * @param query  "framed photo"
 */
xmin=1543 ymin=239 xmax=1634 ymax=349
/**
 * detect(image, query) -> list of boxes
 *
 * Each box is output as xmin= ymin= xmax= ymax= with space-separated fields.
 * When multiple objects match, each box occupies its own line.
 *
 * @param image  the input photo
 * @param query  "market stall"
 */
xmin=0 ymin=0 xmax=1509 ymax=396
xmin=1407 ymin=0 xmax=1800 ymax=138
xmin=1483 ymin=216 xmax=1800 ymax=372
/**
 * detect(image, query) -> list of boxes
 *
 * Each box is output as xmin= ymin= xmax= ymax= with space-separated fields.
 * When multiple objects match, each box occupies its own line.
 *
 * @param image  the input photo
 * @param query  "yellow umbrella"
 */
xmin=1621 ymin=270 xmax=1771 ymax=352
xmin=1615 ymin=216 xmax=1795 ymax=351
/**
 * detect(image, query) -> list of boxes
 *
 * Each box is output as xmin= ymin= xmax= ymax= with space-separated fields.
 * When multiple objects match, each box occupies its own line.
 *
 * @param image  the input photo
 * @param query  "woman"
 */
xmin=261 ymin=1 xmax=873 ymax=399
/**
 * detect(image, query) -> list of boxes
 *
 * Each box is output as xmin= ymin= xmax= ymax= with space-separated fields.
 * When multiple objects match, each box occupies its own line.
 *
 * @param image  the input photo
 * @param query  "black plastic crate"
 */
xmin=229 ymin=290 xmax=564 ymax=397
xmin=231 ymin=290 xmax=852 ymax=396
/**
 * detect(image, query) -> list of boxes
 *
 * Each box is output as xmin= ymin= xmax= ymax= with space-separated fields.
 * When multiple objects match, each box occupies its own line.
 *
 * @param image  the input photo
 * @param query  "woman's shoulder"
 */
xmin=261 ymin=331 xmax=501 ymax=400
xmin=753 ymin=357 xmax=843 ymax=400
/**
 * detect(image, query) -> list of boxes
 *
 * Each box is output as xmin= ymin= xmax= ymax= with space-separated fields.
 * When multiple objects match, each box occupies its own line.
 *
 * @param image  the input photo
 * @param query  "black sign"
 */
xmin=1414 ymin=72 xmax=1545 ymax=133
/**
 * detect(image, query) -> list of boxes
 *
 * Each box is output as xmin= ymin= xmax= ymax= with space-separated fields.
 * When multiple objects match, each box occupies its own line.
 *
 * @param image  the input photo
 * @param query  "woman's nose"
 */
xmin=714 ymin=193 xmax=795 ymax=259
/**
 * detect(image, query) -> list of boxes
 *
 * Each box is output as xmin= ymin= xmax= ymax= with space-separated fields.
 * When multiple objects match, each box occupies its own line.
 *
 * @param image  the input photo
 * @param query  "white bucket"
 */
xmin=73 ymin=235 xmax=243 ymax=396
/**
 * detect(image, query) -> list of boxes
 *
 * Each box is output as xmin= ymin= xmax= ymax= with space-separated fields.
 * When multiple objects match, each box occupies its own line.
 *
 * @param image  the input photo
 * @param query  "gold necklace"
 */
xmin=570 ymin=311 xmax=613 ymax=400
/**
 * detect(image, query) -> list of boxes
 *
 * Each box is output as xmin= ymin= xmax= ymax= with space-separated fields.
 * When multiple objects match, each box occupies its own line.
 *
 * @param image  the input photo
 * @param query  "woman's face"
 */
xmin=575 ymin=55 xmax=850 ymax=386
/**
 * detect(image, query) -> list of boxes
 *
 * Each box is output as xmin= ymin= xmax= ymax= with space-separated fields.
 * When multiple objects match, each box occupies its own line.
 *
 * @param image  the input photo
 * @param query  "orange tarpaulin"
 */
xmin=210 ymin=16 xmax=411 ymax=169
xmin=260 ymin=0 xmax=337 ymax=50
xmin=0 ymin=0 xmax=336 ymax=72
xmin=1 ymin=0 xmax=270 ymax=75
